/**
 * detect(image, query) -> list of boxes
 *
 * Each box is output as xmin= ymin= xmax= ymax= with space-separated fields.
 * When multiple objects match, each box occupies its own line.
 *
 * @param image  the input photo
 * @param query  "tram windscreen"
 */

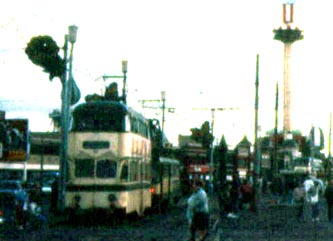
xmin=75 ymin=159 xmax=94 ymax=177
xmin=72 ymin=102 xmax=127 ymax=132
xmin=96 ymin=160 xmax=117 ymax=178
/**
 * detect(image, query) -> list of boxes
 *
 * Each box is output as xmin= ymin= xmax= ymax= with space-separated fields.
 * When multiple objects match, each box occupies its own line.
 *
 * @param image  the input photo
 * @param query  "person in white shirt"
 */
xmin=186 ymin=179 xmax=209 ymax=241
xmin=307 ymin=180 xmax=322 ymax=221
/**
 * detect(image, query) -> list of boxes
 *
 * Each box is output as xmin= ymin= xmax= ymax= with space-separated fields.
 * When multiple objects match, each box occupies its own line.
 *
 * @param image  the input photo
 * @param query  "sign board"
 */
xmin=0 ymin=119 xmax=29 ymax=161
xmin=187 ymin=164 xmax=210 ymax=174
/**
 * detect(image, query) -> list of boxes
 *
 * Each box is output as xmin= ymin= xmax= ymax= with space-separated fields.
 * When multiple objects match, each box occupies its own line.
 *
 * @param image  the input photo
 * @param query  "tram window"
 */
xmin=96 ymin=160 xmax=117 ymax=178
xmin=120 ymin=162 xmax=129 ymax=181
xmin=125 ymin=116 xmax=131 ymax=132
xmin=73 ymin=112 xmax=125 ymax=132
xmin=140 ymin=163 xmax=146 ymax=181
xmin=163 ymin=165 xmax=169 ymax=178
xmin=75 ymin=159 xmax=94 ymax=177
xmin=146 ymin=163 xmax=152 ymax=180
xmin=129 ymin=161 xmax=138 ymax=181
xmin=131 ymin=118 xmax=138 ymax=133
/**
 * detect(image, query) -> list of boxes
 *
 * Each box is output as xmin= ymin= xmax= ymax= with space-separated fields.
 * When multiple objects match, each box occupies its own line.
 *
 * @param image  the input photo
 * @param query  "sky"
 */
xmin=1 ymin=0 xmax=333 ymax=152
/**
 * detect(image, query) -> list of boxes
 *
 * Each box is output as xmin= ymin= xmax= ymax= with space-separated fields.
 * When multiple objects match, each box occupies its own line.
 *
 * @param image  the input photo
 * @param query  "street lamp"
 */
xmin=59 ymin=25 xmax=78 ymax=212
xmin=122 ymin=60 xmax=128 ymax=104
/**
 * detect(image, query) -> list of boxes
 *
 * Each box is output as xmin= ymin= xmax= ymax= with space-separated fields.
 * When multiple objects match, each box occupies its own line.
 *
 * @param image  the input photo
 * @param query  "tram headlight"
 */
xmin=118 ymin=193 xmax=128 ymax=207
xmin=108 ymin=194 xmax=120 ymax=209
xmin=108 ymin=194 xmax=117 ymax=202
xmin=74 ymin=195 xmax=81 ymax=202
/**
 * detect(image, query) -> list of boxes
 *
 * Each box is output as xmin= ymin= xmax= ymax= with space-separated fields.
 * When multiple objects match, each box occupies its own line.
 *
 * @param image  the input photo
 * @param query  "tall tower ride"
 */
xmin=273 ymin=1 xmax=303 ymax=136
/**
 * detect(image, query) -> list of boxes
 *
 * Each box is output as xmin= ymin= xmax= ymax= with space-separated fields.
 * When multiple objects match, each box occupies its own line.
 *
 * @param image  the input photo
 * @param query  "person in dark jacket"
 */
xmin=324 ymin=180 xmax=333 ymax=222
xmin=218 ymin=182 xmax=232 ymax=218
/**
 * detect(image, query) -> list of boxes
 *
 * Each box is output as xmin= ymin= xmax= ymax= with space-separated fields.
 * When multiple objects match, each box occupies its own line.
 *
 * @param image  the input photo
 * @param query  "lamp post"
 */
xmin=121 ymin=60 xmax=128 ymax=104
xmin=59 ymin=25 xmax=78 ymax=212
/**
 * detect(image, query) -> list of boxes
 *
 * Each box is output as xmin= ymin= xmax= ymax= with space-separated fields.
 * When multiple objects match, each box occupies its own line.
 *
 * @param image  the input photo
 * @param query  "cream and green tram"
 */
xmin=65 ymin=101 xmax=153 ymax=217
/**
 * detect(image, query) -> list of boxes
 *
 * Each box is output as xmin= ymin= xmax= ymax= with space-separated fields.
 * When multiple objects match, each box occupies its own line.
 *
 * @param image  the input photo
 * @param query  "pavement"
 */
xmin=204 ymin=192 xmax=333 ymax=241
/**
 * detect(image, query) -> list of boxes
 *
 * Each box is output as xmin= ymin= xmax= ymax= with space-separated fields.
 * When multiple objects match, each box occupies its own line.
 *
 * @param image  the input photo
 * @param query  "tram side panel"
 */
xmin=151 ymin=157 xmax=182 ymax=212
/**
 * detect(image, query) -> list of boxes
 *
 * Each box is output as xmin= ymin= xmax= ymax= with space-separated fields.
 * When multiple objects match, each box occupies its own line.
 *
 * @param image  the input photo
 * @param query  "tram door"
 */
xmin=139 ymin=159 xmax=144 ymax=216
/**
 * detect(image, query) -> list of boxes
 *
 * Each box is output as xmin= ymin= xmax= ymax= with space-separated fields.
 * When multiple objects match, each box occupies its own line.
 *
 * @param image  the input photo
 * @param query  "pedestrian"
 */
xmin=240 ymin=179 xmax=253 ymax=210
xmin=307 ymin=180 xmax=322 ymax=222
xmin=217 ymin=182 xmax=233 ymax=218
xmin=293 ymin=181 xmax=305 ymax=222
xmin=50 ymin=177 xmax=59 ymax=213
xmin=324 ymin=179 xmax=333 ymax=222
xmin=186 ymin=179 xmax=210 ymax=241
xmin=230 ymin=172 xmax=241 ymax=214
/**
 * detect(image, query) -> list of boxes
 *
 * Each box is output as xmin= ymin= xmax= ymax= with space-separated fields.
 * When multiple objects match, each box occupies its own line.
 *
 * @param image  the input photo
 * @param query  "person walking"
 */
xmin=240 ymin=179 xmax=253 ymax=210
xmin=186 ymin=179 xmax=210 ymax=241
xmin=230 ymin=172 xmax=241 ymax=214
xmin=324 ymin=179 xmax=333 ymax=222
xmin=217 ymin=182 xmax=233 ymax=218
xmin=293 ymin=181 xmax=305 ymax=222
xmin=307 ymin=180 xmax=322 ymax=222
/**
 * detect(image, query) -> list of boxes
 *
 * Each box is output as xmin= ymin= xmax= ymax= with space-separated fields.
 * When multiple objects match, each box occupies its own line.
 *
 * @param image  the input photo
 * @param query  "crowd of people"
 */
xmin=185 ymin=172 xmax=333 ymax=240
xmin=186 ymin=173 xmax=255 ymax=241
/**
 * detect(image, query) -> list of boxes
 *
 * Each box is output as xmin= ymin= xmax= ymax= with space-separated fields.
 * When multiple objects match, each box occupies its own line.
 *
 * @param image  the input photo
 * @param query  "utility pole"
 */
xmin=253 ymin=54 xmax=260 ymax=212
xmin=139 ymin=92 xmax=175 ymax=146
xmin=161 ymin=91 xmax=166 ymax=146
xmin=329 ymin=112 xmax=332 ymax=158
xmin=274 ymin=82 xmax=279 ymax=177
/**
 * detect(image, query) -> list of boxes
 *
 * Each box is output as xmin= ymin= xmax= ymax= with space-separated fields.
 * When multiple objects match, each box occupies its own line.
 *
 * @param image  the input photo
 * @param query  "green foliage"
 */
xmin=190 ymin=121 xmax=214 ymax=149
xmin=273 ymin=27 xmax=303 ymax=44
xmin=25 ymin=35 xmax=65 ymax=80
xmin=85 ymin=93 xmax=104 ymax=102
xmin=215 ymin=135 xmax=228 ymax=185
xmin=84 ymin=82 xmax=122 ymax=103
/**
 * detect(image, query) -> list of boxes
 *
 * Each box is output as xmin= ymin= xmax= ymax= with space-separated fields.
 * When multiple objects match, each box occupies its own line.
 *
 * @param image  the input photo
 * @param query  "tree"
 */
xmin=215 ymin=135 xmax=228 ymax=186
xmin=25 ymin=35 xmax=81 ymax=106
xmin=190 ymin=121 xmax=214 ymax=149
xmin=25 ymin=35 xmax=65 ymax=81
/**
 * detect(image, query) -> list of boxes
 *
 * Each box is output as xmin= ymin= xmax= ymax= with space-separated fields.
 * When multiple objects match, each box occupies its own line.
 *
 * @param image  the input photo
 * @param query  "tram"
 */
xmin=64 ymin=98 xmax=181 ymax=218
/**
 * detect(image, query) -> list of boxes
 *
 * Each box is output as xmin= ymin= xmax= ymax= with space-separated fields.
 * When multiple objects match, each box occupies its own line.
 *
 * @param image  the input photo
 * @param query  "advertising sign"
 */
xmin=0 ymin=119 xmax=29 ymax=161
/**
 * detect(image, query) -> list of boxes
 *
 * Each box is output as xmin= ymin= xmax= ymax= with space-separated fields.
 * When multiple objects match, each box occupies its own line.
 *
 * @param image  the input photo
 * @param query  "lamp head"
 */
xmin=282 ymin=0 xmax=296 ymax=4
xmin=161 ymin=91 xmax=166 ymax=100
xmin=122 ymin=60 xmax=128 ymax=74
xmin=68 ymin=25 xmax=78 ymax=44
